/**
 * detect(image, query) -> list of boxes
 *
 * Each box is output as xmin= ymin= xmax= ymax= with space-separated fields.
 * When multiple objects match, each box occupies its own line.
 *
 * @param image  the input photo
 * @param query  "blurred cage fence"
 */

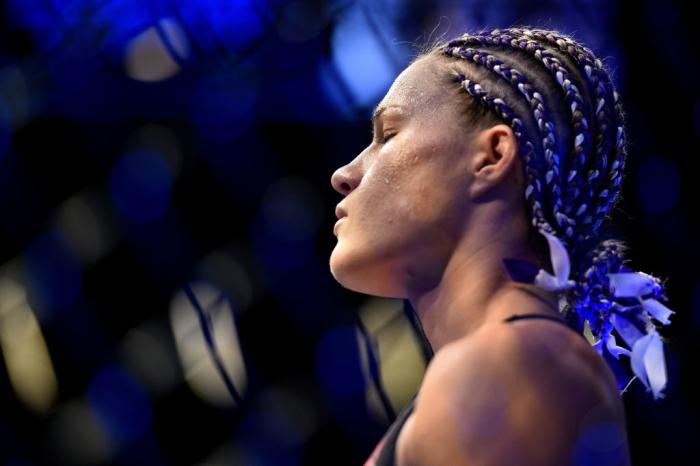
xmin=0 ymin=0 xmax=699 ymax=465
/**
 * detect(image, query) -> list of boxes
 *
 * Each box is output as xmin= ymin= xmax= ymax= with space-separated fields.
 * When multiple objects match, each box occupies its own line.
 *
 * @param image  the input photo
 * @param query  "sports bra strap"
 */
xmin=503 ymin=313 xmax=588 ymax=341
xmin=503 ymin=313 xmax=568 ymax=324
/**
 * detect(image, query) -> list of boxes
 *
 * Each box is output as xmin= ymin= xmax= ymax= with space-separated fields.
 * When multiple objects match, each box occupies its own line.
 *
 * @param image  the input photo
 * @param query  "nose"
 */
xmin=331 ymin=163 xmax=360 ymax=196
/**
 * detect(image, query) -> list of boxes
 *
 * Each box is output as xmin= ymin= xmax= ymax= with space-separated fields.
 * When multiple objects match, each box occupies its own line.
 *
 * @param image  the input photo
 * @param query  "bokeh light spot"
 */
xmin=169 ymin=281 xmax=247 ymax=407
xmin=125 ymin=17 xmax=190 ymax=82
xmin=314 ymin=325 xmax=366 ymax=397
xmin=87 ymin=364 xmax=152 ymax=444
xmin=48 ymin=400 xmax=113 ymax=465
xmin=24 ymin=229 xmax=82 ymax=318
xmin=331 ymin=5 xmax=396 ymax=108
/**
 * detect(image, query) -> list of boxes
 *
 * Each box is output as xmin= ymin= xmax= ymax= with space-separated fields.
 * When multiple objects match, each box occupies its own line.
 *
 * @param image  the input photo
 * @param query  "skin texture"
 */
xmin=396 ymin=319 xmax=631 ymax=466
xmin=329 ymin=54 xmax=631 ymax=465
xmin=330 ymin=53 xmax=562 ymax=350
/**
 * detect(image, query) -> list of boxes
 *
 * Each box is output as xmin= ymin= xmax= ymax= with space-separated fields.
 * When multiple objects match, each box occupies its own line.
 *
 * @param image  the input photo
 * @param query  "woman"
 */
xmin=330 ymin=27 xmax=674 ymax=466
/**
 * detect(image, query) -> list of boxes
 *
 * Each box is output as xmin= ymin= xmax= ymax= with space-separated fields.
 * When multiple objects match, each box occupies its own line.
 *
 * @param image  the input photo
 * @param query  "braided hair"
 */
xmin=419 ymin=27 xmax=674 ymax=400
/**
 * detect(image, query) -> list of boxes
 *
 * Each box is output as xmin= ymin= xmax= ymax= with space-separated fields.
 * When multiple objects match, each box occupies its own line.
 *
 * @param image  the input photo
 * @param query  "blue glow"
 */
xmin=314 ymin=326 xmax=366 ymax=397
xmin=7 ymin=0 xmax=156 ymax=55
xmin=109 ymin=149 xmax=173 ymax=224
xmin=189 ymin=68 xmax=259 ymax=143
xmin=87 ymin=364 xmax=152 ymax=444
xmin=6 ymin=0 xmax=64 ymax=52
xmin=177 ymin=0 xmax=267 ymax=53
xmin=6 ymin=0 xmax=268 ymax=59
xmin=635 ymin=156 xmax=681 ymax=214
xmin=570 ymin=420 xmax=628 ymax=466
xmin=24 ymin=229 xmax=82 ymax=316
xmin=331 ymin=4 xmax=397 ymax=108
xmin=317 ymin=59 xmax=357 ymax=121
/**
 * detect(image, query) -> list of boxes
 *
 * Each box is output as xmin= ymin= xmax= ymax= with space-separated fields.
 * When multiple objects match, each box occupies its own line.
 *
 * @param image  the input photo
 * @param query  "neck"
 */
xmin=406 ymin=215 xmax=560 ymax=353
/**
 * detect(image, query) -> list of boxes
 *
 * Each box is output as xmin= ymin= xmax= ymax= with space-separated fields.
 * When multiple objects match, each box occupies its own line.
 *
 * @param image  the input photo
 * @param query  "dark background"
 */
xmin=0 ymin=0 xmax=698 ymax=465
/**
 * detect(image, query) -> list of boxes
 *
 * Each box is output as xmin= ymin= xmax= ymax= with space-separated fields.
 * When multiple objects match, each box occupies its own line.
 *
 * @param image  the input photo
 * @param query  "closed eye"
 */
xmin=378 ymin=132 xmax=396 ymax=144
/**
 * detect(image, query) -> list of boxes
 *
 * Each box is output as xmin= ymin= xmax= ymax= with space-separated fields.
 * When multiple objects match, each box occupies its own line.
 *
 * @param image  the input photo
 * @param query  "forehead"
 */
xmin=376 ymin=55 xmax=450 ymax=117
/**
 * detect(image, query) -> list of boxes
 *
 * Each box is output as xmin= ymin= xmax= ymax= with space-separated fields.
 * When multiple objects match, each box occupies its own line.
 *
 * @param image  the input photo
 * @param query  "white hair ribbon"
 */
xmin=607 ymin=271 xmax=674 ymax=400
xmin=533 ymin=228 xmax=577 ymax=292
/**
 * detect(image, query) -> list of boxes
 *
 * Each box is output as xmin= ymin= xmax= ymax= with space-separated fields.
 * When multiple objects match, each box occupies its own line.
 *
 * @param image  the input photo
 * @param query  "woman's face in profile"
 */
xmin=329 ymin=55 xmax=483 ymax=298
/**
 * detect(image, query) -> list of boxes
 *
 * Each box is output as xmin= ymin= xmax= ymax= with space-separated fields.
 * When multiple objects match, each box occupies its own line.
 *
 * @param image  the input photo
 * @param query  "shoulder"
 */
xmin=396 ymin=319 xmax=630 ymax=466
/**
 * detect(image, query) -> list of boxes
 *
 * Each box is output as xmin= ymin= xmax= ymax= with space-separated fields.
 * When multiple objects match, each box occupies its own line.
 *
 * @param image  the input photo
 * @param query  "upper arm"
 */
xmin=397 ymin=326 xmax=630 ymax=466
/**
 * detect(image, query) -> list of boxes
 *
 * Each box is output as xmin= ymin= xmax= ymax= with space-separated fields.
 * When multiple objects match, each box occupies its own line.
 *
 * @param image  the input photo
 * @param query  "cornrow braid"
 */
xmin=449 ymin=71 xmax=556 ymax=237
xmin=442 ymin=43 xmax=578 ymax=242
xmin=425 ymin=27 xmax=674 ymax=400
xmin=508 ymin=28 xmax=627 ymax=235
xmin=452 ymin=31 xmax=599 ymax=241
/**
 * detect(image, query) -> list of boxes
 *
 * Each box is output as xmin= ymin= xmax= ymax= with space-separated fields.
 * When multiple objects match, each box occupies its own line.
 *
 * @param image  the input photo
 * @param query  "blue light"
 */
xmin=7 ymin=0 xmax=156 ymax=55
xmin=570 ymin=420 xmax=628 ymax=466
xmin=314 ymin=326 xmax=366 ymax=397
xmin=6 ymin=0 xmax=64 ymax=52
xmin=177 ymin=0 xmax=267 ymax=53
xmin=109 ymin=149 xmax=173 ymax=224
xmin=317 ymin=59 xmax=357 ymax=121
xmin=635 ymin=156 xmax=681 ymax=214
xmin=330 ymin=4 xmax=397 ymax=108
xmin=189 ymin=67 xmax=259 ymax=143
xmin=87 ymin=364 xmax=152 ymax=444
xmin=6 ymin=0 xmax=269 ymax=60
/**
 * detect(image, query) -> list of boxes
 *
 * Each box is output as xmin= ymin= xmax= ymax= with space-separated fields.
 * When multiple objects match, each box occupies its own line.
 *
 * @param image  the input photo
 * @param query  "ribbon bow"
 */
xmin=606 ymin=271 xmax=674 ymax=400
xmin=502 ymin=228 xmax=577 ymax=292
xmin=503 ymin=228 xmax=674 ymax=400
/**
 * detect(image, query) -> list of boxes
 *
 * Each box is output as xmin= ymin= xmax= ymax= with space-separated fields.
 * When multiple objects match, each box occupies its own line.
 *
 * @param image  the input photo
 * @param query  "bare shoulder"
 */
xmin=396 ymin=318 xmax=631 ymax=466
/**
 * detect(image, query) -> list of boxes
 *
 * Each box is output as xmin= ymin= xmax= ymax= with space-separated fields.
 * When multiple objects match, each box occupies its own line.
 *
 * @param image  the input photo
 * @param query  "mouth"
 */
xmin=335 ymin=204 xmax=348 ymax=220
xmin=333 ymin=217 xmax=346 ymax=235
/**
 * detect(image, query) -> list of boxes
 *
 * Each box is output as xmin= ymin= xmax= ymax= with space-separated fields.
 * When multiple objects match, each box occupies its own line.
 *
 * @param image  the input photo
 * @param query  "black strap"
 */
xmin=503 ymin=313 xmax=569 ymax=325
xmin=503 ymin=313 xmax=589 ymax=342
xmin=373 ymin=394 xmax=418 ymax=466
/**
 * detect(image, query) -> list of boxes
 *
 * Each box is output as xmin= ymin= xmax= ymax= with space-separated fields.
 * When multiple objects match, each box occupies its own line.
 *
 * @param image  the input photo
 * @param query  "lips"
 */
xmin=335 ymin=204 xmax=348 ymax=220
xmin=333 ymin=217 xmax=346 ymax=235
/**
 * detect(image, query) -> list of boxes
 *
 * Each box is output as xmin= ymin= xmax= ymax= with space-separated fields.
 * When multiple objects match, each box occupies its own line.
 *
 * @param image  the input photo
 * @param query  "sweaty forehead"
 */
xmin=377 ymin=55 xmax=451 ymax=119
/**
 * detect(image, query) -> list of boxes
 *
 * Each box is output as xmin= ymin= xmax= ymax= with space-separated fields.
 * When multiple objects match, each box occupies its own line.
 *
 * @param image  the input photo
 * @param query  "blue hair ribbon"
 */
xmin=504 ymin=228 xmax=674 ymax=400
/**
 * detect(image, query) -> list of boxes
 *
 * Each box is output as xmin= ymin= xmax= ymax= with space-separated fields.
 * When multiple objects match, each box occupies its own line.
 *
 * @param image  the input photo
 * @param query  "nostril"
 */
xmin=341 ymin=181 xmax=351 ymax=192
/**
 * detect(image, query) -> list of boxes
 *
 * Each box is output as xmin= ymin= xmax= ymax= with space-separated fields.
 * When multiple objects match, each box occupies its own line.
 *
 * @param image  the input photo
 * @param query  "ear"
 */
xmin=468 ymin=124 xmax=520 ymax=200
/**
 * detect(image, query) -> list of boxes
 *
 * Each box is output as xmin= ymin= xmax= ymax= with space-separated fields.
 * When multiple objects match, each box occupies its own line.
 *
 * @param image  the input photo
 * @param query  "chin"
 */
xmin=329 ymin=245 xmax=405 ymax=298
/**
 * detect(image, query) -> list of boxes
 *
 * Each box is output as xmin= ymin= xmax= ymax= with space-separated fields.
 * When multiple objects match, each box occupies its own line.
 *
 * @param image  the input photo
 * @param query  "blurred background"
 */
xmin=0 ymin=0 xmax=698 ymax=465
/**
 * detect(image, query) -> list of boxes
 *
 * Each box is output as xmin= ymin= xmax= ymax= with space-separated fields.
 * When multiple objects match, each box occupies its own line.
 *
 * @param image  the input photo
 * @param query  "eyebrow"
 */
xmin=371 ymin=104 xmax=403 ymax=126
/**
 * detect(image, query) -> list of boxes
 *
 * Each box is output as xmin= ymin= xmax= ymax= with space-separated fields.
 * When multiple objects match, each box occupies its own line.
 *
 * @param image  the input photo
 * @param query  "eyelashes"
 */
xmin=377 ymin=132 xmax=397 ymax=144
xmin=370 ymin=122 xmax=398 ymax=145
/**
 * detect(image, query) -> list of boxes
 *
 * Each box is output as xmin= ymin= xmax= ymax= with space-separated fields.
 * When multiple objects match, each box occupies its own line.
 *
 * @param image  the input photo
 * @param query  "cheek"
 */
xmin=394 ymin=144 xmax=467 ymax=224
xmin=358 ymin=128 xmax=470 ymax=234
